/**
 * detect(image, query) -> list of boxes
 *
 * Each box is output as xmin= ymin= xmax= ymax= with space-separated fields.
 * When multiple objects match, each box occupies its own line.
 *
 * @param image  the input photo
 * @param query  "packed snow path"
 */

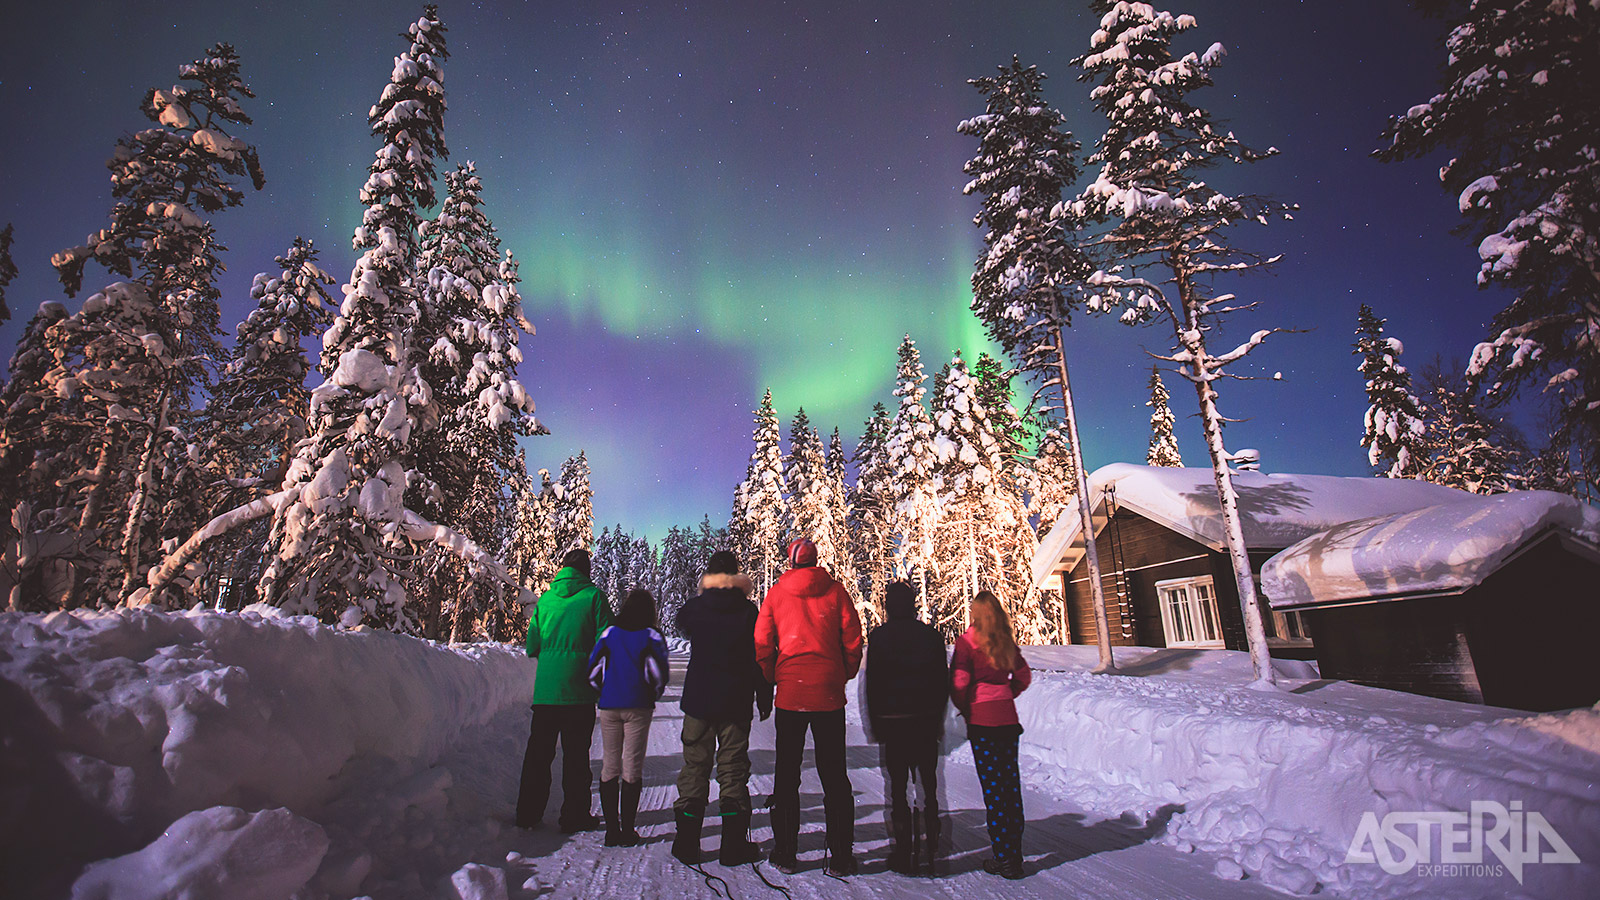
xmin=491 ymin=655 xmax=1286 ymax=900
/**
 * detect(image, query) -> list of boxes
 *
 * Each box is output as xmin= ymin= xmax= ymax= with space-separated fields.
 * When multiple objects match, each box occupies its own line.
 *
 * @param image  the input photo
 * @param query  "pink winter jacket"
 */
xmin=949 ymin=627 xmax=1032 ymax=727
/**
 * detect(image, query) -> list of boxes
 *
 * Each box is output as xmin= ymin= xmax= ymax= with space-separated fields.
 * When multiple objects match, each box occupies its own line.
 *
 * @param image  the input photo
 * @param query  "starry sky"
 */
xmin=0 ymin=1 xmax=1500 ymax=540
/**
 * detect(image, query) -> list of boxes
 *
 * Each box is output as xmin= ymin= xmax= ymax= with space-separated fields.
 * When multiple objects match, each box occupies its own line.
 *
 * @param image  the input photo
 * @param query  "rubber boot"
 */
xmin=718 ymin=809 xmax=761 ymax=866
xmin=671 ymin=801 xmax=704 ymax=865
xmin=599 ymin=779 xmax=622 ymax=846
xmin=618 ymin=780 xmax=642 ymax=847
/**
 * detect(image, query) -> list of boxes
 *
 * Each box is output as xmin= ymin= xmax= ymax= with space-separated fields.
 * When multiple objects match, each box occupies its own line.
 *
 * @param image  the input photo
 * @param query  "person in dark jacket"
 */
xmin=516 ymin=548 xmax=612 ymax=832
xmin=672 ymin=550 xmax=773 ymax=866
xmin=588 ymin=589 xmax=671 ymax=847
xmin=864 ymin=581 xmax=949 ymax=875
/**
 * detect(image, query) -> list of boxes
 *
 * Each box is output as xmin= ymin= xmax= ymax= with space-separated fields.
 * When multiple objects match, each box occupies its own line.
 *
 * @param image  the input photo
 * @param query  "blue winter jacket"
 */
xmin=587 ymin=625 xmax=670 ymax=710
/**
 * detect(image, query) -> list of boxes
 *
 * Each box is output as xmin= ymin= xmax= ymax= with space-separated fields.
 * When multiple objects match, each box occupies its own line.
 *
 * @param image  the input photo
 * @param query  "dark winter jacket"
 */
xmin=864 ymin=609 xmax=949 ymax=744
xmin=755 ymin=566 xmax=864 ymax=712
xmin=676 ymin=573 xmax=773 ymax=724
xmin=526 ymin=566 xmax=613 ymax=705
xmin=587 ymin=625 xmax=670 ymax=710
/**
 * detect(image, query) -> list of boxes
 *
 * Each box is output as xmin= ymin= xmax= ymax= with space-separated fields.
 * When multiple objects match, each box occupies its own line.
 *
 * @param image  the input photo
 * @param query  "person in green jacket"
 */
xmin=516 ymin=548 xmax=614 ymax=832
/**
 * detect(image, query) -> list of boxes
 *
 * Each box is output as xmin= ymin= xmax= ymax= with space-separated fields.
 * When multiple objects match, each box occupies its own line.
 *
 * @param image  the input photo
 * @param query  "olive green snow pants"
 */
xmin=674 ymin=715 xmax=752 ymax=814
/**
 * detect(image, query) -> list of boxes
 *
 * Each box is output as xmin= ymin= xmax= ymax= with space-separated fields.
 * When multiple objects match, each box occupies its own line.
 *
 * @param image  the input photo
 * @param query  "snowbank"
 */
xmin=0 ymin=606 xmax=533 ymax=897
xmin=1006 ymin=645 xmax=1600 ymax=898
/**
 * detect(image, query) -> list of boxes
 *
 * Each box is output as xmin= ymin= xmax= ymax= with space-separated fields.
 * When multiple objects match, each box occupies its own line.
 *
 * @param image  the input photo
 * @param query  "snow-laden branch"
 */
xmin=133 ymin=487 xmax=302 ymax=604
xmin=1211 ymin=328 xmax=1281 ymax=367
xmin=401 ymin=510 xmax=512 ymax=586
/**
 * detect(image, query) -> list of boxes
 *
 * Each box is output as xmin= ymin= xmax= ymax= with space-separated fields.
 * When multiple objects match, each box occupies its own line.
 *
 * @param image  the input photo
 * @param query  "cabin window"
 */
xmin=1155 ymin=575 xmax=1225 ymax=648
xmin=1266 ymin=606 xmax=1313 ymax=646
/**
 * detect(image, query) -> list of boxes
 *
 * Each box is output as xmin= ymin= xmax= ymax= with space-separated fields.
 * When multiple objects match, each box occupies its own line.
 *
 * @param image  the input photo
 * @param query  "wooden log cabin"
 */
xmin=1263 ymin=490 xmax=1600 ymax=712
xmin=1029 ymin=463 xmax=1470 ymax=661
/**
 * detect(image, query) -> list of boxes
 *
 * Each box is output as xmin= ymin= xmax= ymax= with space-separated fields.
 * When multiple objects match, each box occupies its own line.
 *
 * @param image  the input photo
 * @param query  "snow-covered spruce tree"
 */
xmin=408 ymin=162 xmax=539 ymax=639
xmin=850 ymin=402 xmax=897 ymax=623
xmin=970 ymin=352 xmax=1046 ymax=640
xmin=591 ymin=524 xmax=631 ymax=605
xmin=552 ymin=451 xmax=594 ymax=555
xmin=824 ymin=427 xmax=865 ymax=624
xmin=1415 ymin=361 xmax=1524 ymax=494
xmin=784 ymin=409 xmax=839 ymax=570
xmin=1074 ymin=2 xmax=1296 ymax=686
xmin=732 ymin=389 xmax=788 ymax=594
xmin=258 ymin=7 xmax=454 ymax=630
xmin=883 ymin=335 xmax=942 ymax=619
xmin=507 ymin=462 xmax=557 ymax=589
xmin=657 ymin=524 xmax=698 ymax=637
xmin=627 ymin=535 xmax=658 ymax=596
xmin=0 ymin=302 xmax=72 ymax=609
xmin=1354 ymin=304 xmax=1426 ymax=478
xmin=0 ymin=223 xmax=15 ymax=322
xmin=38 ymin=45 xmax=266 ymax=606
xmin=959 ymin=58 xmax=1115 ymax=666
xmin=203 ymin=238 xmax=335 ymax=496
xmin=1378 ymin=0 xmax=1598 ymax=498
xmin=1145 ymin=367 xmax=1184 ymax=467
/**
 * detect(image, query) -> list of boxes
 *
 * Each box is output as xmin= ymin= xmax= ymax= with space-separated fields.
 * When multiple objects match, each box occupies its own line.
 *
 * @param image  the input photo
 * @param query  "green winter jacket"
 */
xmin=526 ymin=567 xmax=613 ymax=705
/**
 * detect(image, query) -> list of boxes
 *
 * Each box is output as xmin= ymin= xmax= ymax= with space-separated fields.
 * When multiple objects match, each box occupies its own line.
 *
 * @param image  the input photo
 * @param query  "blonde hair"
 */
xmin=970 ymin=591 xmax=1020 ymax=672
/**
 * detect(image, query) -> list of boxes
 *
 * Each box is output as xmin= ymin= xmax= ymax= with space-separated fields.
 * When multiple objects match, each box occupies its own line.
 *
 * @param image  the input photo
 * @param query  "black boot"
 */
xmin=886 ymin=803 xmax=913 ymax=874
xmin=768 ymin=801 xmax=798 ymax=873
xmin=618 ymin=780 xmax=642 ymax=847
xmin=718 ymin=808 xmax=761 ymax=866
xmin=922 ymin=808 xmax=943 ymax=876
xmin=599 ymin=779 xmax=622 ymax=846
xmin=672 ymin=802 xmax=704 ymax=865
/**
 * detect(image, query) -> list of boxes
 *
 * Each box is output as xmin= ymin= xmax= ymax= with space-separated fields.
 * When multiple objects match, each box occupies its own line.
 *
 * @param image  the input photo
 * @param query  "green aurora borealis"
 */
xmin=0 ymin=1 xmax=1504 ymax=538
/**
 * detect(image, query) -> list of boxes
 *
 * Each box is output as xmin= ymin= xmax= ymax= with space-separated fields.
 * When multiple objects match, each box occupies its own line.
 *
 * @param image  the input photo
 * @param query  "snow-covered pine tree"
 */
xmin=883 ymin=335 xmax=941 ymax=619
xmin=969 ymin=352 xmax=1046 ymax=641
xmin=0 ymin=223 xmax=15 ymax=322
xmin=259 ymin=8 xmax=452 ymax=630
xmin=731 ymin=389 xmax=787 ymax=594
xmin=591 ymin=524 xmax=630 ymax=606
xmin=1378 ymin=0 xmax=1598 ymax=498
xmin=657 ymin=524 xmax=697 ymax=637
xmin=552 ymin=451 xmax=594 ymax=554
xmin=1075 ymin=2 xmax=1296 ymax=686
xmin=507 ymin=462 xmax=557 ymax=590
xmin=784 ymin=409 xmax=839 ymax=571
xmin=408 ymin=162 xmax=539 ymax=639
xmin=959 ymin=58 xmax=1115 ymax=666
xmin=1354 ymin=304 xmax=1425 ymax=478
xmin=627 ymin=535 xmax=658 ymax=598
xmin=204 ymin=238 xmax=336 ymax=497
xmin=1415 ymin=360 xmax=1524 ymax=495
xmin=0 ymin=302 xmax=72 ymax=608
xmin=850 ymin=402 xmax=896 ymax=623
xmin=32 ymin=45 xmax=267 ymax=607
xmin=824 ymin=427 xmax=864 ymax=624
xmin=1145 ymin=367 xmax=1183 ymax=467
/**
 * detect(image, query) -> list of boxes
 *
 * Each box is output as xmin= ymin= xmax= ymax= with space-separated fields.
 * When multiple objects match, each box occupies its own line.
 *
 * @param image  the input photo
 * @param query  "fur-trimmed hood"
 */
xmin=700 ymin=572 xmax=754 ymax=595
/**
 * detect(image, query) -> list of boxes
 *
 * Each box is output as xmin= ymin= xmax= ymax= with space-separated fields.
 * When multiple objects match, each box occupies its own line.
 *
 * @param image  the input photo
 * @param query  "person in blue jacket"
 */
xmin=587 ymin=588 xmax=670 ymax=846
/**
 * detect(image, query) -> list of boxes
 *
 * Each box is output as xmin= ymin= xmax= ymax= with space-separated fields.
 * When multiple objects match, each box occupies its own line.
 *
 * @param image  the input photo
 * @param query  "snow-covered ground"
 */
xmin=2 ymin=607 xmax=1595 ymax=899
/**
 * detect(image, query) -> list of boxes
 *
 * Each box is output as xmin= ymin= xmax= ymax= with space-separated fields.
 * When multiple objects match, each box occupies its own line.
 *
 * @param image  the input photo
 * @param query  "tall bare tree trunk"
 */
xmin=1051 ymin=321 xmax=1115 ymax=673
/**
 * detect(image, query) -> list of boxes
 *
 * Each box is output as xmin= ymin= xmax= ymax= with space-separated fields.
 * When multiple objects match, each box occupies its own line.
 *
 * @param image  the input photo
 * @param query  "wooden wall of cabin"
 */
xmin=1061 ymin=509 xmax=1217 ymax=648
xmin=1304 ymin=599 xmax=1485 ymax=704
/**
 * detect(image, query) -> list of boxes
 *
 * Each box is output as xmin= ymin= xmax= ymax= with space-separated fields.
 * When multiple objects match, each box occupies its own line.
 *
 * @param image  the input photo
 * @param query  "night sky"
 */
xmin=0 ymin=1 xmax=1497 ymax=539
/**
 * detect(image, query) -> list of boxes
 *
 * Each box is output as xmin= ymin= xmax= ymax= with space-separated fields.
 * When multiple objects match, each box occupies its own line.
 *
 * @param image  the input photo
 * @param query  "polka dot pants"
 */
xmin=970 ymin=729 xmax=1024 ymax=863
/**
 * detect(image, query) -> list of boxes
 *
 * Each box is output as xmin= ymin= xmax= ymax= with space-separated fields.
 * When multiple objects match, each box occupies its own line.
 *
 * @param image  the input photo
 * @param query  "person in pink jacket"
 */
xmin=754 ymin=537 xmax=864 ymax=875
xmin=950 ymin=590 xmax=1032 ymax=880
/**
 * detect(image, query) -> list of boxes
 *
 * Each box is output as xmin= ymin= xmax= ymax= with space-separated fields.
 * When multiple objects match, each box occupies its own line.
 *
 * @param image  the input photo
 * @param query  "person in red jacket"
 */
xmin=754 ymin=538 xmax=864 ymax=875
xmin=950 ymin=590 xmax=1032 ymax=880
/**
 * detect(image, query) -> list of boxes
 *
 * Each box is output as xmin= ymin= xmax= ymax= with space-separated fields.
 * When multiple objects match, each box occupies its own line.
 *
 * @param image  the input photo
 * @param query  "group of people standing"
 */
xmin=513 ymin=539 xmax=1033 ymax=880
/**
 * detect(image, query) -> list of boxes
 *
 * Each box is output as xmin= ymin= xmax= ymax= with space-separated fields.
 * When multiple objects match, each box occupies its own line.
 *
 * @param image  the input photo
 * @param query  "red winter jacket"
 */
xmin=949 ymin=627 xmax=1032 ymax=727
xmin=754 ymin=566 xmax=864 ymax=712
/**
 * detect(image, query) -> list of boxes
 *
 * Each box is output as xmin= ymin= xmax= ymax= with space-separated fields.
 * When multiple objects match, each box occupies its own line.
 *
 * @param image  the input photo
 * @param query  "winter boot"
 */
xmin=767 ymin=801 xmax=798 ymax=873
xmin=718 ymin=808 xmax=761 ymax=866
xmin=921 ymin=809 xmax=943 ymax=876
xmin=982 ymin=855 xmax=1025 ymax=880
xmin=671 ymin=802 xmax=704 ymax=866
xmin=618 ymin=780 xmax=642 ymax=847
xmin=886 ymin=803 xmax=914 ymax=874
xmin=599 ymin=779 xmax=622 ymax=846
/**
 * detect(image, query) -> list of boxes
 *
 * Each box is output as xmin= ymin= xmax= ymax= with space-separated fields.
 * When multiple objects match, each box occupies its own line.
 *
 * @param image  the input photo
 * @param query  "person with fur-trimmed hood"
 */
xmin=671 ymin=550 xmax=773 ymax=867
xmin=755 ymin=537 xmax=865 ymax=876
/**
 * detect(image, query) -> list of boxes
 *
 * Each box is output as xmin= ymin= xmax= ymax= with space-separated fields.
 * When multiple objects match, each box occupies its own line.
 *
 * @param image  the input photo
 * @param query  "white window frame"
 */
xmin=1155 ymin=575 xmax=1225 ymax=649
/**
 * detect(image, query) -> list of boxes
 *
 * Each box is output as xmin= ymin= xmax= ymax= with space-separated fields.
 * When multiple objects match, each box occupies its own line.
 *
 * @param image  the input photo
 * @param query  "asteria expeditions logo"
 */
xmin=1345 ymin=801 xmax=1580 ymax=885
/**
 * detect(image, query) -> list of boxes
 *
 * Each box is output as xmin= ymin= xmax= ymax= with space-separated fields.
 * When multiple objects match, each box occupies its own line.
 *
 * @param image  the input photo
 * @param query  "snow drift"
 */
xmin=0 ymin=605 xmax=533 ymax=898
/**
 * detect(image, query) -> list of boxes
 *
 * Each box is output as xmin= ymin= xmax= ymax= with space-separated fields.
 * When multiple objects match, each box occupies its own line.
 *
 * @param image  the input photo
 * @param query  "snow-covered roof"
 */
xmin=1262 ymin=490 xmax=1600 ymax=610
xmin=1030 ymin=463 xmax=1472 ymax=591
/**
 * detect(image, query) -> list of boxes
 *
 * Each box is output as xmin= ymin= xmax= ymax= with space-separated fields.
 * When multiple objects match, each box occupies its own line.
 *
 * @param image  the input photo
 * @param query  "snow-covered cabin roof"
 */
xmin=1030 ymin=463 xmax=1471 ymax=591
xmin=1262 ymin=490 xmax=1600 ymax=610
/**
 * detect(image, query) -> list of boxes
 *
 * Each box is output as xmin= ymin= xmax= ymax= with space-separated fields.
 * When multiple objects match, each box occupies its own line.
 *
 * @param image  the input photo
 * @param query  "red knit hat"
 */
xmin=787 ymin=538 xmax=818 ymax=567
